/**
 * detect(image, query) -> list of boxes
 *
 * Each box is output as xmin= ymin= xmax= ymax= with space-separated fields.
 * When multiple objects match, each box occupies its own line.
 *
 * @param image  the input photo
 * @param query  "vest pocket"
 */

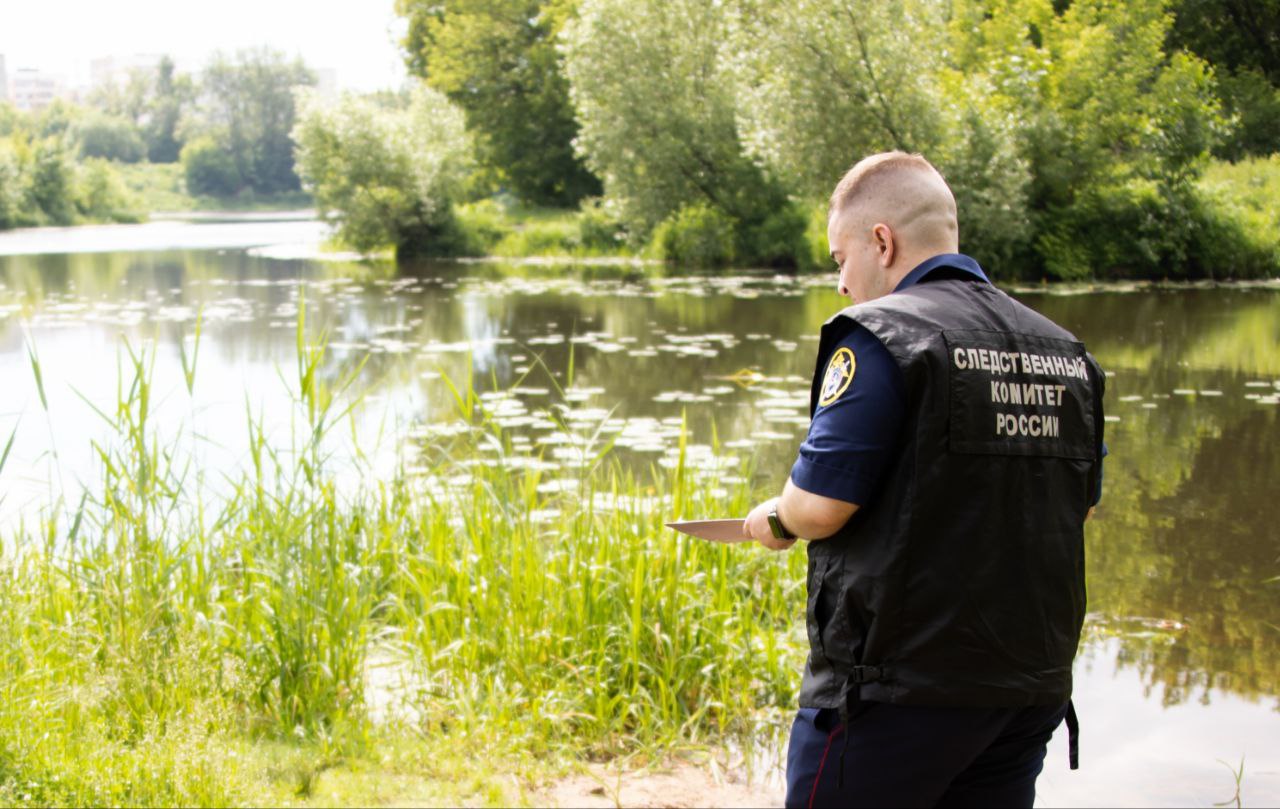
xmin=807 ymin=554 xmax=855 ymax=668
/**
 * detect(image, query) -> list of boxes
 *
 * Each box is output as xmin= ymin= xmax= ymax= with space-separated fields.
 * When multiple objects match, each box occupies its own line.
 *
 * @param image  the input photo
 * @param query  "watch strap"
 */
xmin=768 ymin=506 xmax=796 ymax=540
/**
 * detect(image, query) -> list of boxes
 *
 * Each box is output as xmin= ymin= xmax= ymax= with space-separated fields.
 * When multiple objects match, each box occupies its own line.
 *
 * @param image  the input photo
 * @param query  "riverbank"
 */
xmin=0 ymin=323 xmax=803 ymax=806
xmin=2 ymin=234 xmax=1278 ymax=805
xmin=306 ymin=154 xmax=1280 ymax=280
xmin=6 ymin=155 xmax=1279 ymax=283
xmin=115 ymin=162 xmax=314 ymax=215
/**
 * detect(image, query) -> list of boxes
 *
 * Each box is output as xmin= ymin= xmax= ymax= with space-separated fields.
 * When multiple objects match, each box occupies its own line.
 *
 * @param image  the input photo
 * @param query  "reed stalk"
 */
xmin=0 ymin=315 xmax=806 ymax=805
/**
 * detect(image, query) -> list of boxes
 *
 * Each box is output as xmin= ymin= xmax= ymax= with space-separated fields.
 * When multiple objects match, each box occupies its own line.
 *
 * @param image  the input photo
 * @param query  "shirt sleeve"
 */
xmin=789 ymin=324 xmax=907 ymax=505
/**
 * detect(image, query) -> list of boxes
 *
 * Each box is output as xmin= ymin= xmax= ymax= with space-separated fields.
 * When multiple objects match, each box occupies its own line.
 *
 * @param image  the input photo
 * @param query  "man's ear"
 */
xmin=872 ymin=223 xmax=895 ymax=268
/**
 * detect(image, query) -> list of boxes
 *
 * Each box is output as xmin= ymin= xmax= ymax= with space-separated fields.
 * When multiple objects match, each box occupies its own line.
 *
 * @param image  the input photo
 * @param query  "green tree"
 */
xmin=73 ymin=113 xmax=146 ymax=163
xmin=89 ymin=56 xmax=196 ymax=162
xmin=397 ymin=0 xmax=599 ymax=206
xmin=731 ymin=0 xmax=1034 ymax=268
xmin=33 ymin=100 xmax=79 ymax=140
xmin=731 ymin=0 xmax=949 ymax=196
xmin=88 ymin=67 xmax=149 ymax=124
xmin=736 ymin=0 xmax=1223 ymax=277
xmin=0 ymin=140 xmax=26 ymax=228
xmin=146 ymin=56 xmax=196 ymax=163
xmin=1011 ymin=0 xmax=1224 ymax=278
xmin=181 ymin=136 xmax=243 ymax=197
xmin=74 ymin=158 xmax=139 ymax=221
xmin=27 ymin=138 xmax=76 ymax=225
xmin=0 ymin=103 xmax=20 ymax=137
xmin=291 ymin=87 xmax=474 ymax=258
xmin=562 ymin=0 xmax=804 ymax=265
xmin=197 ymin=48 xmax=316 ymax=194
xmin=1166 ymin=0 xmax=1280 ymax=157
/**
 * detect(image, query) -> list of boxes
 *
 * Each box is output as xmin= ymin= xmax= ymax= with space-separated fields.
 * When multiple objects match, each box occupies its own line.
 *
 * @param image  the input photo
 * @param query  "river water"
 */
xmin=0 ymin=217 xmax=1276 ymax=806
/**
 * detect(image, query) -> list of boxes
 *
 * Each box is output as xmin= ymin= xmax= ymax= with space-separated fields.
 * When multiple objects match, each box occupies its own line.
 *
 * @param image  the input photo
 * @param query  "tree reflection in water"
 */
xmin=2 ymin=246 xmax=1278 ymax=713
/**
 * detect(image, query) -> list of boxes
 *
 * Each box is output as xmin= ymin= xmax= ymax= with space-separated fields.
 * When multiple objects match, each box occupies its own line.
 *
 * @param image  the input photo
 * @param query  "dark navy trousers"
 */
xmin=785 ymin=701 xmax=1068 ymax=808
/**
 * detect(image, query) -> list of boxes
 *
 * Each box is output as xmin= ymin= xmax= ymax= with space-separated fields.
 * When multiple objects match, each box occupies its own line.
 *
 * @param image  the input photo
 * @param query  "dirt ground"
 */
xmin=365 ymin=651 xmax=786 ymax=807
xmin=535 ymin=760 xmax=784 ymax=808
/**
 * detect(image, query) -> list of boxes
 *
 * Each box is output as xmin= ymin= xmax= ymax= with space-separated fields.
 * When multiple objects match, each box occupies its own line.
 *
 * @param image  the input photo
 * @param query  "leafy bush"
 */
xmin=1213 ymin=69 xmax=1280 ymax=159
xmin=801 ymin=201 xmax=833 ymax=272
xmin=0 ymin=143 xmax=26 ymax=229
xmin=401 ymin=0 xmax=599 ymax=207
xmin=739 ymin=201 xmax=810 ymax=268
xmin=1035 ymin=181 xmax=1195 ymax=281
xmin=493 ymin=218 xmax=579 ymax=257
xmin=563 ymin=0 xmax=768 ymax=239
xmin=396 ymin=206 xmax=480 ymax=260
xmin=74 ymin=114 xmax=146 ymax=163
xmin=74 ymin=158 xmax=141 ymax=222
xmin=576 ymin=198 xmax=629 ymax=252
xmin=27 ymin=139 xmax=76 ymax=226
xmin=181 ymin=136 xmax=243 ymax=197
xmin=1193 ymin=155 xmax=1280 ymax=278
xmin=651 ymin=202 xmax=737 ymax=267
xmin=292 ymin=86 xmax=473 ymax=258
xmin=1035 ymin=176 xmax=1278 ymax=282
xmin=452 ymin=199 xmax=634 ymax=258
xmin=453 ymin=199 xmax=508 ymax=254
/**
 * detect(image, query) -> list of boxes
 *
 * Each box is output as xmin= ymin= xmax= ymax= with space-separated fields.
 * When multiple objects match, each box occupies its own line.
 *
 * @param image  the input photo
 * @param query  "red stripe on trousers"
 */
xmin=808 ymin=723 xmax=845 ymax=809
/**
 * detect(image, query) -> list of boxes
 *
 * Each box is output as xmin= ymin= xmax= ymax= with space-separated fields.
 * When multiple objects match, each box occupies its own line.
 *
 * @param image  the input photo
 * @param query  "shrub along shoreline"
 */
xmin=3 ymin=152 xmax=1276 ymax=284
xmin=409 ymin=154 xmax=1280 ymax=282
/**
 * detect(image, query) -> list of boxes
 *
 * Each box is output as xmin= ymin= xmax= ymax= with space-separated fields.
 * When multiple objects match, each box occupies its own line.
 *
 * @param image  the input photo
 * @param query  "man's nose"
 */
xmin=838 ymin=282 xmax=850 ymax=297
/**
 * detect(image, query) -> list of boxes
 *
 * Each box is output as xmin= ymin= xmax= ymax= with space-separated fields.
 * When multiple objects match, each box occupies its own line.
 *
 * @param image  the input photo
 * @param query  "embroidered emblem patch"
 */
xmin=819 ymin=346 xmax=856 ymax=407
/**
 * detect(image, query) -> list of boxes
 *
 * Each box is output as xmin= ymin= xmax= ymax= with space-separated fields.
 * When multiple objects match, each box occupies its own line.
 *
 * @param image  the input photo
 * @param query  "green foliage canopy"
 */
xmin=146 ymin=56 xmax=196 ymax=163
xmin=728 ymin=0 xmax=1228 ymax=278
xmin=1167 ymin=0 xmax=1280 ymax=157
xmin=196 ymin=48 xmax=316 ymax=195
xmin=73 ymin=112 xmax=146 ymax=163
xmin=89 ymin=56 xmax=196 ymax=164
xmin=291 ymin=86 xmax=474 ymax=257
xmin=180 ymin=136 xmax=243 ymax=197
xmin=0 ymin=119 xmax=137 ymax=228
xmin=397 ymin=0 xmax=599 ymax=206
xmin=562 ymin=0 xmax=806 ymax=265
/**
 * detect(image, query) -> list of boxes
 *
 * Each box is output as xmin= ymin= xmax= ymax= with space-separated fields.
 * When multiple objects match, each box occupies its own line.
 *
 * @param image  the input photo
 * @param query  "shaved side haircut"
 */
xmin=829 ymin=152 xmax=960 ymax=253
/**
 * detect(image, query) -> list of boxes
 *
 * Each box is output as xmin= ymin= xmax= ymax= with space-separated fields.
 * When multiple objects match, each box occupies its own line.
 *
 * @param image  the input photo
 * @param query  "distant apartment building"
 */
xmin=90 ymin=54 xmax=164 ymax=89
xmin=11 ymin=68 xmax=63 ymax=112
xmin=0 ymin=54 xmax=8 ymax=102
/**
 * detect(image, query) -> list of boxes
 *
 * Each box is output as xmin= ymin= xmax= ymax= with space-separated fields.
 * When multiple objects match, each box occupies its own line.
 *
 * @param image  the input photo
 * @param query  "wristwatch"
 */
xmin=767 ymin=505 xmax=796 ymax=540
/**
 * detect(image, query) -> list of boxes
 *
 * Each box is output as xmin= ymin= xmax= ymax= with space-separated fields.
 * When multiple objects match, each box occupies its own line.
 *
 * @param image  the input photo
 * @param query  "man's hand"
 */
xmin=745 ymin=497 xmax=798 ymax=551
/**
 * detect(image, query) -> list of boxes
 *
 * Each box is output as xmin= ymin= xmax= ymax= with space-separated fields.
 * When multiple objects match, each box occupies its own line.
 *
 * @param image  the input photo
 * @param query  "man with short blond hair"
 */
xmin=745 ymin=151 xmax=1106 ymax=807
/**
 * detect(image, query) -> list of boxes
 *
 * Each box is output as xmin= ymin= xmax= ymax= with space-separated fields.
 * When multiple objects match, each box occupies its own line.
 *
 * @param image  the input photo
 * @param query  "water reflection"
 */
xmin=1019 ymin=289 xmax=1280 ymax=715
xmin=1 ymin=232 xmax=1278 ymax=802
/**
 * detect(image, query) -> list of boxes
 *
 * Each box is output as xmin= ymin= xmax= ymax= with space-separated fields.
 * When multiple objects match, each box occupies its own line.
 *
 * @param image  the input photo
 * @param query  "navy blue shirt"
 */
xmin=790 ymin=254 xmax=1103 ymax=507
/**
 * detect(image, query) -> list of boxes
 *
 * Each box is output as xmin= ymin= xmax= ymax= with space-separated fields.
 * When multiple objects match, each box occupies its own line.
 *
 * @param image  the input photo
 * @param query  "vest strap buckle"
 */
xmin=834 ymin=666 xmax=884 ymax=788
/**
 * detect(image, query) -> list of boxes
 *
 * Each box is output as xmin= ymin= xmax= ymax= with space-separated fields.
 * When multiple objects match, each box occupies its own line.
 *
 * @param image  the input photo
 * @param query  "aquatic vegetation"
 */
xmin=0 ymin=319 xmax=807 ymax=805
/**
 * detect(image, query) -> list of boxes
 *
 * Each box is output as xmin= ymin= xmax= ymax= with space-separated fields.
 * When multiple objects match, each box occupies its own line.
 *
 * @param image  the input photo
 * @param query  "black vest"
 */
xmin=799 ymin=277 xmax=1105 ymax=709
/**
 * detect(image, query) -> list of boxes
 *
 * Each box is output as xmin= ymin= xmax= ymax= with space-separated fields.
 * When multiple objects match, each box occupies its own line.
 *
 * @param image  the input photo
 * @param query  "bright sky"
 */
xmin=0 ymin=0 xmax=409 ymax=91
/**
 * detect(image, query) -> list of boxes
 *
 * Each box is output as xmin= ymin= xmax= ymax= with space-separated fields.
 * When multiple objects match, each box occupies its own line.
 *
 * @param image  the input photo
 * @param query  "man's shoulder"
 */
xmin=838 ymin=280 xmax=1083 ymax=345
xmin=825 ymin=281 xmax=978 ymax=355
xmin=830 ymin=279 xmax=979 ymax=323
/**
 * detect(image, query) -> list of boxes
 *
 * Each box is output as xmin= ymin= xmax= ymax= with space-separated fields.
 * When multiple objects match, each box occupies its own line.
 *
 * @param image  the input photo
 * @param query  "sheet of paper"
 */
xmin=665 ymin=518 xmax=751 ymax=543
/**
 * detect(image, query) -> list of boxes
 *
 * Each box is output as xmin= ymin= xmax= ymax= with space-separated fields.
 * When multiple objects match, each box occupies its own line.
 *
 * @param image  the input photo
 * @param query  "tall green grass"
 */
xmin=455 ymin=200 xmax=636 ymax=259
xmin=0 ymin=316 xmax=805 ymax=805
